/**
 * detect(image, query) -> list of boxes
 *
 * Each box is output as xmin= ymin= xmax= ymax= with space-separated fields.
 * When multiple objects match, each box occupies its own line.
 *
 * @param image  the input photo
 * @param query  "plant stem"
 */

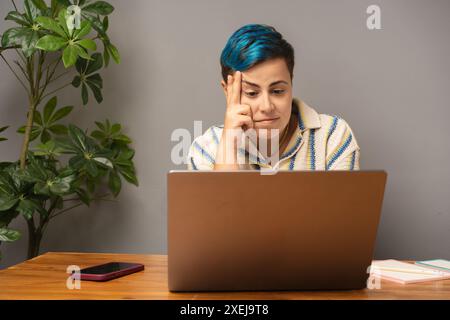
xmin=47 ymin=70 xmax=72 ymax=85
xmin=50 ymin=193 xmax=113 ymax=220
xmin=41 ymin=82 xmax=72 ymax=101
xmin=14 ymin=60 xmax=30 ymax=81
xmin=49 ymin=202 xmax=84 ymax=220
xmin=11 ymin=0 xmax=18 ymax=11
xmin=19 ymin=55 xmax=37 ymax=169
xmin=14 ymin=48 xmax=26 ymax=65
xmin=0 ymin=53 xmax=29 ymax=93
xmin=0 ymin=45 xmax=21 ymax=53
xmin=19 ymin=98 xmax=37 ymax=169
xmin=26 ymin=217 xmax=42 ymax=259
xmin=37 ymin=59 xmax=61 ymax=104
xmin=35 ymin=52 xmax=46 ymax=95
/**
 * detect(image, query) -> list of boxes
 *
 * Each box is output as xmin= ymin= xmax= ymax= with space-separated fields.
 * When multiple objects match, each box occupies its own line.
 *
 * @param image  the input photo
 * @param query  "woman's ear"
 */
xmin=221 ymin=80 xmax=228 ymax=99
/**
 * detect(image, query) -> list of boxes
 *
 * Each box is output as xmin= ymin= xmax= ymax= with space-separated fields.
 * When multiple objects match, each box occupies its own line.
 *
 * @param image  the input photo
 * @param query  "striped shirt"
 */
xmin=187 ymin=98 xmax=360 ymax=171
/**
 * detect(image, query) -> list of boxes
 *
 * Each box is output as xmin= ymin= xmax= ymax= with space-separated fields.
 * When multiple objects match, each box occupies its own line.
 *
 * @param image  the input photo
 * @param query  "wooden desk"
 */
xmin=0 ymin=252 xmax=449 ymax=300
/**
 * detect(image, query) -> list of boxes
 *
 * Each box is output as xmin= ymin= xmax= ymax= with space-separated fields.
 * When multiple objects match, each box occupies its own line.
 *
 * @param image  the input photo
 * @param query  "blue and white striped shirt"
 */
xmin=187 ymin=98 xmax=360 ymax=171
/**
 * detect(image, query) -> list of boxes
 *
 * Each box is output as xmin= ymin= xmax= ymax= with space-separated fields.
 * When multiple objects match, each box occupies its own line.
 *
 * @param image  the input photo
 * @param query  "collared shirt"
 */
xmin=187 ymin=98 xmax=360 ymax=171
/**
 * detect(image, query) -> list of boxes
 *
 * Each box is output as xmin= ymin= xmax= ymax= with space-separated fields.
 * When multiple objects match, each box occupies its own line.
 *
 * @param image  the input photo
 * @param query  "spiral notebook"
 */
xmin=370 ymin=259 xmax=450 ymax=284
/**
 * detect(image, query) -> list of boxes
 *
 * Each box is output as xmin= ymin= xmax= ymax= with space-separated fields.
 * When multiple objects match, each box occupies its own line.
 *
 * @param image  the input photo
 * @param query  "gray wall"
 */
xmin=1 ymin=0 xmax=449 ymax=269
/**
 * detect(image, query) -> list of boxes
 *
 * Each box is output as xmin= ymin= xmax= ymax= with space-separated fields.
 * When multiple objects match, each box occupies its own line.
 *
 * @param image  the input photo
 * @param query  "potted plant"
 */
xmin=0 ymin=0 xmax=138 ymax=261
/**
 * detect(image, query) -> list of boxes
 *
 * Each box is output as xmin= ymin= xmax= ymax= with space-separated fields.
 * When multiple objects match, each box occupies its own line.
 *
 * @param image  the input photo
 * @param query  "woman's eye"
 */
xmin=244 ymin=91 xmax=258 ymax=97
xmin=272 ymin=89 xmax=285 ymax=95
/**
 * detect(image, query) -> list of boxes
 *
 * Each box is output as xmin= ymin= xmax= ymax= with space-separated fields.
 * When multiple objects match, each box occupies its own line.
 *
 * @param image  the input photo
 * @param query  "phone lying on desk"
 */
xmin=78 ymin=262 xmax=145 ymax=281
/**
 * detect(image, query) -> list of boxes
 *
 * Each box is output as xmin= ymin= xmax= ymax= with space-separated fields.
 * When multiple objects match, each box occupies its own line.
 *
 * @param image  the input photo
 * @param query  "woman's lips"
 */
xmin=254 ymin=117 xmax=280 ymax=123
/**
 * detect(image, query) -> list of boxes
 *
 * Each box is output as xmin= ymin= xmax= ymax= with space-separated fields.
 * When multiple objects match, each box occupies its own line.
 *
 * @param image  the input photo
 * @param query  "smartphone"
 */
xmin=78 ymin=262 xmax=145 ymax=281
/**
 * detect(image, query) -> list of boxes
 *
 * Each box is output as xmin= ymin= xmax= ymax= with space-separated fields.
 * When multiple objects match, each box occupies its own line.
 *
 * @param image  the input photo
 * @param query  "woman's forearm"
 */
xmin=213 ymin=129 xmax=240 ymax=170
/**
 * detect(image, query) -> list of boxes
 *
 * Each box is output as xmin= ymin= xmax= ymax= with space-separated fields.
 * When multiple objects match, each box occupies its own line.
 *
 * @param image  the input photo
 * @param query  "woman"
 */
xmin=187 ymin=24 xmax=360 ymax=171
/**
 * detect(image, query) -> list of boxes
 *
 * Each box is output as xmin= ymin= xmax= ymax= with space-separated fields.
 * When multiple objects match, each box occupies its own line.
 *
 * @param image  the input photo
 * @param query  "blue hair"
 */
xmin=220 ymin=24 xmax=295 ymax=81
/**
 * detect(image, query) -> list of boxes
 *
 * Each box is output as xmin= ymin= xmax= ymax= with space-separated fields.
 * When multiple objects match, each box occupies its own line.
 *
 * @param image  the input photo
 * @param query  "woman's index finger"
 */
xmin=226 ymin=75 xmax=233 ymax=106
xmin=231 ymin=71 xmax=242 ymax=105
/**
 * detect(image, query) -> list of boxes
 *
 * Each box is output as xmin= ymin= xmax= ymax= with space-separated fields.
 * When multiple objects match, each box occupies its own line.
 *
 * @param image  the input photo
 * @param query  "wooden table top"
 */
xmin=0 ymin=252 xmax=449 ymax=300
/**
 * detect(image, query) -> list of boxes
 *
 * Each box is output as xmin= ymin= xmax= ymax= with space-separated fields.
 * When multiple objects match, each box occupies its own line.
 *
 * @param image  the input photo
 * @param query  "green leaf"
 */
xmin=68 ymin=124 xmax=87 ymax=152
xmin=103 ymin=16 xmax=109 ymax=32
xmin=86 ymin=73 xmax=102 ymax=88
xmin=118 ymin=149 xmax=135 ymax=160
xmin=85 ymin=160 xmax=98 ymax=177
xmin=57 ymin=8 xmax=70 ymax=37
xmin=107 ymin=43 xmax=120 ymax=64
xmin=76 ymin=38 xmax=96 ymax=51
xmin=81 ymin=82 xmax=88 ymax=105
xmin=82 ymin=1 xmax=114 ymax=15
xmin=0 ymin=126 xmax=9 ymax=134
xmin=90 ymin=130 xmax=104 ymax=141
xmin=76 ymin=187 xmax=90 ymax=206
xmin=0 ymin=197 xmax=18 ymax=211
xmin=114 ymin=134 xmax=132 ymax=144
xmin=24 ymin=0 xmax=41 ymax=23
xmin=111 ymin=123 xmax=121 ymax=135
xmin=0 ymin=228 xmax=21 ymax=242
xmin=32 ymin=0 xmax=48 ymax=12
xmin=17 ymin=198 xmax=40 ymax=220
xmin=108 ymin=171 xmax=121 ymax=197
xmin=75 ymin=45 xmax=91 ymax=60
xmin=33 ymin=110 xmax=43 ymax=125
xmin=36 ymin=35 xmax=67 ymax=51
xmin=50 ymin=106 xmax=73 ymax=123
xmin=48 ymin=124 xmax=68 ymax=135
xmin=41 ymin=129 xmax=51 ymax=143
xmin=5 ymin=11 xmax=30 ymax=26
xmin=34 ymin=140 xmax=64 ymax=156
xmin=62 ymin=44 xmax=79 ymax=68
xmin=86 ymin=52 xmax=103 ymax=74
xmin=94 ymin=121 xmax=105 ymax=131
xmin=72 ymin=75 xmax=81 ymax=87
xmin=103 ymin=42 xmax=110 ymax=67
xmin=34 ymin=180 xmax=50 ymax=195
xmin=43 ymin=96 xmax=57 ymax=123
xmin=86 ymin=80 xmax=103 ymax=103
xmin=1 ymin=27 xmax=25 ymax=48
xmin=118 ymin=166 xmax=138 ymax=186
xmin=73 ymin=20 xmax=92 ymax=39
xmin=17 ymin=125 xmax=41 ymax=141
xmin=49 ymin=175 xmax=75 ymax=194
xmin=93 ymin=157 xmax=113 ymax=168
xmin=68 ymin=155 xmax=85 ymax=169
xmin=35 ymin=16 xmax=67 ymax=38
xmin=21 ymin=29 xmax=40 ymax=57
xmin=55 ymin=0 xmax=70 ymax=6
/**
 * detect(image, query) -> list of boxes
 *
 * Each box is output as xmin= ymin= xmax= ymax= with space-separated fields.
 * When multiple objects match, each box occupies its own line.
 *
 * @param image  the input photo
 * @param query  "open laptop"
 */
xmin=167 ymin=170 xmax=387 ymax=291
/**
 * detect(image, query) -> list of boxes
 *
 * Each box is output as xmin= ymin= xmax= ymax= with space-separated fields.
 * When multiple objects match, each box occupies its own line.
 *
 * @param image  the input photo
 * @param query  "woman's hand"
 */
xmin=214 ymin=71 xmax=253 ymax=170
xmin=224 ymin=71 xmax=254 ymax=131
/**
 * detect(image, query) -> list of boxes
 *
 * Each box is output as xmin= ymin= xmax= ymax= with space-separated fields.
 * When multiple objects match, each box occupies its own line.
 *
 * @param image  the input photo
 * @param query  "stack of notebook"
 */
xmin=370 ymin=259 xmax=450 ymax=284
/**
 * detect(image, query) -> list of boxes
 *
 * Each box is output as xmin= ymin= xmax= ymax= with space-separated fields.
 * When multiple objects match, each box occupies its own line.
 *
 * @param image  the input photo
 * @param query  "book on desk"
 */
xmin=370 ymin=259 xmax=450 ymax=284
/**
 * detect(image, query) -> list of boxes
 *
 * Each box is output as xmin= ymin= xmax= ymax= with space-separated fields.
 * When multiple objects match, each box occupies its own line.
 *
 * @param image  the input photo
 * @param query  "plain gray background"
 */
xmin=1 ymin=0 xmax=449 ymax=269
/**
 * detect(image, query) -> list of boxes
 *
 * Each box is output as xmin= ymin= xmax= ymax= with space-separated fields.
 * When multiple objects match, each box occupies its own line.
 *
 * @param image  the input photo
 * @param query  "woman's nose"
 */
xmin=259 ymin=93 xmax=275 ymax=113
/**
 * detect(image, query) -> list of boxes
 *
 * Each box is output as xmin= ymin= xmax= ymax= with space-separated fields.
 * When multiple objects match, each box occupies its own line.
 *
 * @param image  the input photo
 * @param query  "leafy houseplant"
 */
xmin=0 ymin=0 xmax=138 ymax=261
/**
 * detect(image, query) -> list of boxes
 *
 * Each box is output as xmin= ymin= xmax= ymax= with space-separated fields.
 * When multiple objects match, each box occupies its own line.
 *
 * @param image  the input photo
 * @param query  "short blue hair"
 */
xmin=220 ymin=24 xmax=295 ymax=81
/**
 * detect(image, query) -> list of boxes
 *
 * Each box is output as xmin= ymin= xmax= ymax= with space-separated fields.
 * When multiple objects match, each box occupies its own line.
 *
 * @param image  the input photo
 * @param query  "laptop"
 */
xmin=167 ymin=170 xmax=387 ymax=291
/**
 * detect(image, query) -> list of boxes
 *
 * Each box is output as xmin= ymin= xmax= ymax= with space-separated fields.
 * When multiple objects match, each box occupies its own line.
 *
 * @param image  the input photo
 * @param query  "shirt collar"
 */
xmin=238 ymin=98 xmax=322 ymax=167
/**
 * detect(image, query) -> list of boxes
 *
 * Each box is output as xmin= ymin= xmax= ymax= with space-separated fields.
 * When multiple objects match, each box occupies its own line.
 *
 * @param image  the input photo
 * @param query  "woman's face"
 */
xmin=222 ymin=57 xmax=293 ymax=138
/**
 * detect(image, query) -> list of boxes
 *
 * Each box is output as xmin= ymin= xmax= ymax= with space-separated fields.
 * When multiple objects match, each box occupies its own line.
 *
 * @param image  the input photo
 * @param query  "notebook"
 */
xmin=370 ymin=259 xmax=450 ymax=284
xmin=415 ymin=259 xmax=450 ymax=273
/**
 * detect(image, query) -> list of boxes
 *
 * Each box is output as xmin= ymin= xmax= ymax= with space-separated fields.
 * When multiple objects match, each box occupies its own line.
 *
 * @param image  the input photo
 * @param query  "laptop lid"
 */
xmin=168 ymin=170 xmax=387 ymax=291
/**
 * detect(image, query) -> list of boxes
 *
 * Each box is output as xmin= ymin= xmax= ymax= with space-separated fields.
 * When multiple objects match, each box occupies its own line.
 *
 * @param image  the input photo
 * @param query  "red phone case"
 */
xmin=79 ymin=262 xmax=145 ymax=281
